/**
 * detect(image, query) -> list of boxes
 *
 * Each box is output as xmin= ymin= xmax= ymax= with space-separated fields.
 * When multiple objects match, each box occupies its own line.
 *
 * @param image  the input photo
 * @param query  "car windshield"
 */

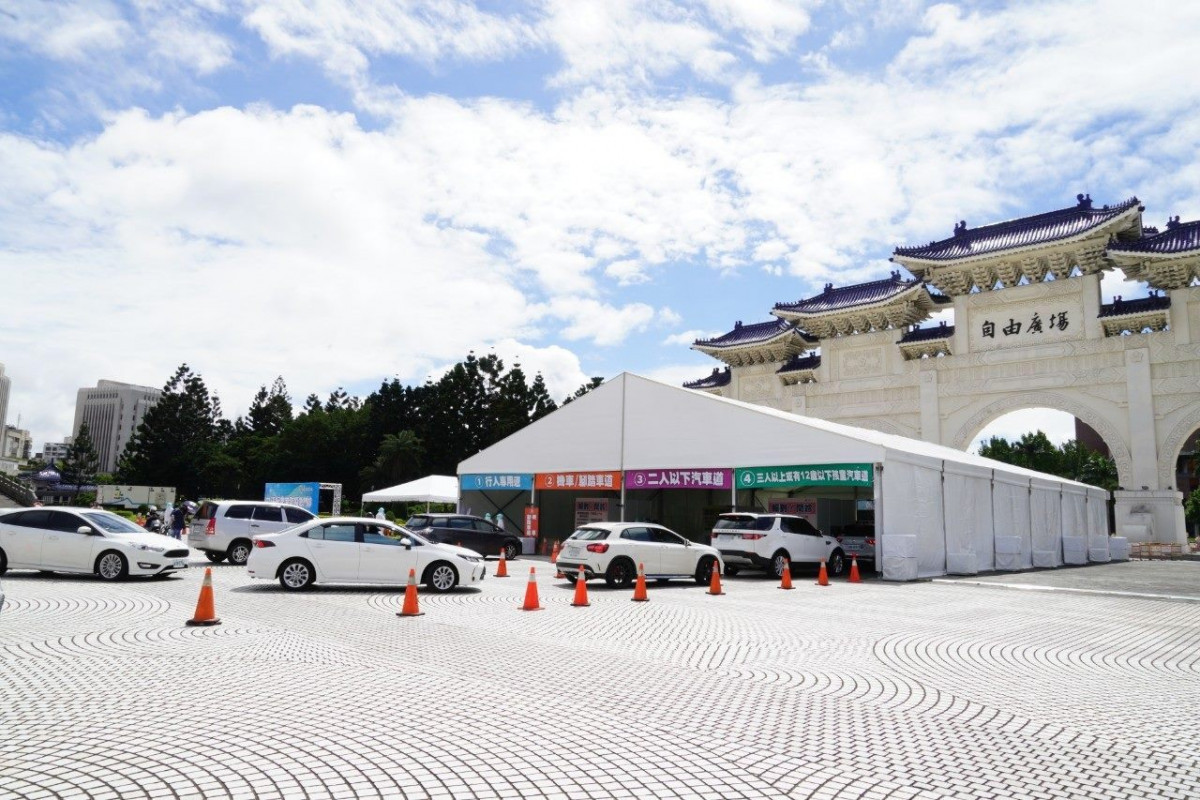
xmin=385 ymin=524 xmax=429 ymax=545
xmin=406 ymin=516 xmax=431 ymax=528
xmin=569 ymin=527 xmax=610 ymax=541
xmin=81 ymin=512 xmax=146 ymax=534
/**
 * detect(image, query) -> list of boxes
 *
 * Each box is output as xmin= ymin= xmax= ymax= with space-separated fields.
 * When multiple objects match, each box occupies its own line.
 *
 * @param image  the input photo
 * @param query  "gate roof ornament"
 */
xmin=892 ymin=195 xmax=1144 ymax=295
xmin=691 ymin=318 xmax=814 ymax=366
xmin=1106 ymin=217 xmax=1200 ymax=289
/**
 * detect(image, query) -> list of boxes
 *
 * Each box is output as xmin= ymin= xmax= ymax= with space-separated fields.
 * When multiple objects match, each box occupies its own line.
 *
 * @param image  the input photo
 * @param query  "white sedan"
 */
xmin=246 ymin=517 xmax=487 ymax=592
xmin=556 ymin=522 xmax=724 ymax=588
xmin=0 ymin=506 xmax=190 ymax=580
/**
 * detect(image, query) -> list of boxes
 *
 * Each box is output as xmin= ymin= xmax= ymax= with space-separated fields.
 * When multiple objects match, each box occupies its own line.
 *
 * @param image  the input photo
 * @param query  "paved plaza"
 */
xmin=2 ymin=557 xmax=1198 ymax=800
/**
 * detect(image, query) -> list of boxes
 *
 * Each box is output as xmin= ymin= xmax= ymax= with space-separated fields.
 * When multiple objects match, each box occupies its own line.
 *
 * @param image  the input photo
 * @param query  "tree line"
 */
xmin=977 ymin=431 xmax=1117 ymax=490
xmin=116 ymin=354 xmax=604 ymax=502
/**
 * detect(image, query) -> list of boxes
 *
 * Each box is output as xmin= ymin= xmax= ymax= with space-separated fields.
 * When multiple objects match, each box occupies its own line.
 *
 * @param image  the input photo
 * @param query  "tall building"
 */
xmin=41 ymin=440 xmax=71 ymax=464
xmin=2 ymin=426 xmax=32 ymax=461
xmin=73 ymin=380 xmax=161 ymax=473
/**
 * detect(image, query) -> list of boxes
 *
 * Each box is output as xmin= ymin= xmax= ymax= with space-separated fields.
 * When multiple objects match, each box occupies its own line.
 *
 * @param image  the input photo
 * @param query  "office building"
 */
xmin=73 ymin=380 xmax=161 ymax=473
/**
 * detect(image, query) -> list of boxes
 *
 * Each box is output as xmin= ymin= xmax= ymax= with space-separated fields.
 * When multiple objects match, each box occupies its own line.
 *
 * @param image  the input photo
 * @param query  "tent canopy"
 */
xmin=362 ymin=475 xmax=459 ymax=504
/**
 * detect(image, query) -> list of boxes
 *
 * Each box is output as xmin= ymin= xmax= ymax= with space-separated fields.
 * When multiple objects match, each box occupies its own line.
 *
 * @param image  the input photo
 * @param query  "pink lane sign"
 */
xmin=625 ymin=469 xmax=733 ymax=490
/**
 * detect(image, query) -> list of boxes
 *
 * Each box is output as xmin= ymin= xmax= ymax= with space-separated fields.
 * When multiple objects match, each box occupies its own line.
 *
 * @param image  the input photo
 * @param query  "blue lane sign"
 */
xmin=461 ymin=474 xmax=534 ymax=491
xmin=264 ymin=482 xmax=320 ymax=513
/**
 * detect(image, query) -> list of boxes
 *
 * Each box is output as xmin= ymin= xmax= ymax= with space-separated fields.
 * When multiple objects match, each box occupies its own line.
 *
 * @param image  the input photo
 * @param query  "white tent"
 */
xmin=459 ymin=373 xmax=1116 ymax=580
xmin=362 ymin=475 xmax=459 ymax=507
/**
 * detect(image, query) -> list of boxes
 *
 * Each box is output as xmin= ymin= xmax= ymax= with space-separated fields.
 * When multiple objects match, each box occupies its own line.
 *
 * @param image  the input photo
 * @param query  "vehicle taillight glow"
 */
xmin=742 ymin=533 xmax=765 ymax=540
xmin=254 ymin=540 xmax=275 ymax=548
xmin=865 ymin=538 xmax=876 ymax=546
xmin=205 ymin=518 xmax=215 ymax=536
xmin=585 ymin=543 xmax=609 ymax=553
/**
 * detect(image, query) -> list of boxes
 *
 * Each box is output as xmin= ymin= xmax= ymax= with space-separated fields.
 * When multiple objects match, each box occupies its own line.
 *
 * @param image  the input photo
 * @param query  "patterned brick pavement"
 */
xmin=1 ymin=558 xmax=1198 ymax=800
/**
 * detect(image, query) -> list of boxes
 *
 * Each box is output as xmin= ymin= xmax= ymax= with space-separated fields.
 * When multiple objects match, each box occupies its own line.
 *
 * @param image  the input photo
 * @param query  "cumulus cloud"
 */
xmin=662 ymin=329 xmax=723 ymax=346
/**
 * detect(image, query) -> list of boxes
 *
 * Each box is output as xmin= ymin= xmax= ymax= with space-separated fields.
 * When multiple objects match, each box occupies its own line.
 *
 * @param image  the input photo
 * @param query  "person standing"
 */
xmin=169 ymin=505 xmax=186 ymax=540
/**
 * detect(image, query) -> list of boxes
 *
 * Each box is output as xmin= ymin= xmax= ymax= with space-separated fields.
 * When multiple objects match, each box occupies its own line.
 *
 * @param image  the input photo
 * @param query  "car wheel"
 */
xmin=204 ymin=552 xmax=226 ymax=564
xmin=604 ymin=558 xmax=635 ymax=589
xmin=227 ymin=540 xmax=252 ymax=566
xmin=503 ymin=541 xmax=520 ymax=561
xmin=561 ymin=571 xmax=579 ymax=585
xmin=694 ymin=555 xmax=717 ymax=585
xmin=279 ymin=559 xmax=315 ymax=590
xmin=771 ymin=550 xmax=790 ymax=578
xmin=425 ymin=562 xmax=458 ymax=593
xmin=827 ymin=549 xmax=846 ymax=577
xmin=96 ymin=552 xmax=128 ymax=581
xmin=724 ymin=564 xmax=740 ymax=577
xmin=0 ymin=548 xmax=8 ymax=575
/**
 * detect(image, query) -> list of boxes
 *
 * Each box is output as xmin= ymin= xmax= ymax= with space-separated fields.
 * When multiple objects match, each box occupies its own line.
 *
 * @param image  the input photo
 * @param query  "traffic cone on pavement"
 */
xmin=849 ymin=556 xmax=861 ymax=584
xmin=571 ymin=566 xmax=590 ymax=607
xmin=495 ymin=546 xmax=509 ymax=578
xmin=397 ymin=568 xmax=424 ymax=617
xmin=779 ymin=558 xmax=794 ymax=590
xmin=817 ymin=560 xmax=829 ymax=587
xmin=632 ymin=562 xmax=649 ymax=602
xmin=708 ymin=560 xmax=725 ymax=596
xmin=186 ymin=567 xmax=222 ymax=626
xmin=520 ymin=567 xmax=543 ymax=611
xmin=551 ymin=541 xmax=563 ymax=578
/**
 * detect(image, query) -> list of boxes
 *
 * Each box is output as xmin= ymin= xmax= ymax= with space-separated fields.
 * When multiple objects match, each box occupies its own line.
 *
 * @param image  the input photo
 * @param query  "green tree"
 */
xmin=1183 ymin=487 xmax=1200 ymax=535
xmin=60 ymin=422 xmax=100 ymax=504
xmin=980 ymin=432 xmax=1116 ymax=491
xmin=360 ymin=430 xmax=425 ymax=491
xmin=562 ymin=377 xmax=605 ymax=404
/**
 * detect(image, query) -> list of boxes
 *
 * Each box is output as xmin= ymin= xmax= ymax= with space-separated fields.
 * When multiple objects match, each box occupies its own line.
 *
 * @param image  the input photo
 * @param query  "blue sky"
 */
xmin=2 ymin=0 xmax=1198 ymax=453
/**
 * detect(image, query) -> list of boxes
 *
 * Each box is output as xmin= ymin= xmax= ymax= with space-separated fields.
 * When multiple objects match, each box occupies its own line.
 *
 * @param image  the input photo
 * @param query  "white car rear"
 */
xmin=711 ymin=512 xmax=845 ymax=577
xmin=556 ymin=522 xmax=723 ymax=588
xmin=189 ymin=500 xmax=315 ymax=566
xmin=246 ymin=517 xmax=486 ymax=592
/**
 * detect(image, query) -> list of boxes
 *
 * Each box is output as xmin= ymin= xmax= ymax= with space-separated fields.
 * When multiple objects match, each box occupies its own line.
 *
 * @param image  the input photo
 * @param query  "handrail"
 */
xmin=0 ymin=472 xmax=36 ymax=506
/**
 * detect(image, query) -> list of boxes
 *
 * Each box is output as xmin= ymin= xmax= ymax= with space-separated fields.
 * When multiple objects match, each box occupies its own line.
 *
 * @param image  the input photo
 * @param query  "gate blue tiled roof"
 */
xmin=893 ymin=195 xmax=1141 ymax=262
xmin=776 ymin=353 xmax=821 ymax=373
xmin=1108 ymin=217 xmax=1200 ymax=255
xmin=774 ymin=273 xmax=925 ymax=315
xmin=694 ymin=318 xmax=809 ymax=348
xmin=683 ymin=367 xmax=732 ymax=389
xmin=898 ymin=322 xmax=955 ymax=343
xmin=1098 ymin=294 xmax=1171 ymax=318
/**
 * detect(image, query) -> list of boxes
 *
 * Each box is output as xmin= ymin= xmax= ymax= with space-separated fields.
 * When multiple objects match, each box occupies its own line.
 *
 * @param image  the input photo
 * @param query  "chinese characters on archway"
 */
xmin=981 ymin=311 xmax=1069 ymax=339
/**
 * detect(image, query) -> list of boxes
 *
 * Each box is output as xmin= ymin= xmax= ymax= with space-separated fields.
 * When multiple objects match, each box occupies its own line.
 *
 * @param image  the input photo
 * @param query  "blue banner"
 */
xmin=265 ymin=481 xmax=320 ymax=513
xmin=460 ymin=473 xmax=534 ymax=491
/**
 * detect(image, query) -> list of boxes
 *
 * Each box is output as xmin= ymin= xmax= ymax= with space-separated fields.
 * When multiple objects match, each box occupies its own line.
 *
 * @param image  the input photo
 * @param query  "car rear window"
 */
xmin=714 ymin=515 xmax=773 ymax=531
xmin=569 ymin=527 xmax=610 ymax=541
xmin=225 ymin=505 xmax=254 ymax=519
xmin=284 ymin=507 xmax=312 ymax=523
xmin=196 ymin=502 xmax=217 ymax=520
xmin=406 ymin=516 xmax=431 ymax=528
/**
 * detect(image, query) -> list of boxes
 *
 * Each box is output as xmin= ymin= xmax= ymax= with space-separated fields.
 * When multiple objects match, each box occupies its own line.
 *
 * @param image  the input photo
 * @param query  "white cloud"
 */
xmin=662 ymin=329 xmax=721 ymax=346
xmin=548 ymin=297 xmax=660 ymax=345
xmin=0 ymin=1 xmax=131 ymax=61
xmin=973 ymin=408 xmax=1077 ymax=453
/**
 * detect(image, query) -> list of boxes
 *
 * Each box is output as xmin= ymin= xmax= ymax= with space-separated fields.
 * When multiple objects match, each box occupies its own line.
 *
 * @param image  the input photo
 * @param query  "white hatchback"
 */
xmin=0 ymin=507 xmax=190 ymax=580
xmin=246 ymin=517 xmax=487 ymax=592
xmin=556 ymin=522 xmax=723 ymax=588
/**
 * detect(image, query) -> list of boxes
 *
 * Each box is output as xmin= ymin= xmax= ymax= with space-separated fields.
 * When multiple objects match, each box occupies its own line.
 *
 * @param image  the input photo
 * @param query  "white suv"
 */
xmin=189 ymin=500 xmax=315 ymax=565
xmin=557 ymin=522 xmax=723 ymax=588
xmin=711 ymin=513 xmax=845 ymax=578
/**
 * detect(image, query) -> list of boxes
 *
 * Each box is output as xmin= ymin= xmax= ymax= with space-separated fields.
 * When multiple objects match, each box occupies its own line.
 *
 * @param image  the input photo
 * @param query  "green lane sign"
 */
xmin=735 ymin=463 xmax=873 ymax=489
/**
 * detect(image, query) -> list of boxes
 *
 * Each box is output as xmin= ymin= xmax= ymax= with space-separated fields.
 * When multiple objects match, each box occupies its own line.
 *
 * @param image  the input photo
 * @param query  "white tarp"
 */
xmin=880 ymin=452 xmax=944 ymax=579
xmin=362 ymin=475 xmax=459 ymax=504
xmin=943 ymin=461 xmax=993 ymax=574
xmin=1060 ymin=484 xmax=1089 ymax=565
xmin=993 ymin=472 xmax=1032 ymax=571
xmin=1087 ymin=486 xmax=1111 ymax=562
xmin=1030 ymin=477 xmax=1062 ymax=568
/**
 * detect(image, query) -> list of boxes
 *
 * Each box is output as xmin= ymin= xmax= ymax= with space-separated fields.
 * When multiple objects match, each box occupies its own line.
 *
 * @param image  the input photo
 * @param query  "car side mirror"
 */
xmin=77 ymin=526 xmax=95 ymax=535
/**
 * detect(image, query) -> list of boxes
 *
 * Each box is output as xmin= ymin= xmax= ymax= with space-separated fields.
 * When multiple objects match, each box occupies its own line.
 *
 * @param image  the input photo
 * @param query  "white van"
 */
xmin=189 ymin=500 xmax=315 ymax=565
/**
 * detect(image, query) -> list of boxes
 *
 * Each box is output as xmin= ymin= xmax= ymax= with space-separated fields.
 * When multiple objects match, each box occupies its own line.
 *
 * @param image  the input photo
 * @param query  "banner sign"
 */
xmin=625 ymin=468 xmax=732 ymax=490
xmin=768 ymin=499 xmax=819 ymax=522
xmin=524 ymin=505 xmax=540 ymax=538
xmin=264 ymin=481 xmax=320 ymax=513
xmin=536 ymin=471 xmax=622 ymax=490
xmin=735 ymin=464 xmax=873 ymax=489
xmin=461 ymin=473 xmax=534 ymax=491
xmin=574 ymin=498 xmax=609 ymax=527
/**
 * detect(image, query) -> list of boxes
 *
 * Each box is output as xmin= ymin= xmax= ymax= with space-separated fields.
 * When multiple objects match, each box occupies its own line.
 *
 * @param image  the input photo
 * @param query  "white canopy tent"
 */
xmin=362 ymin=475 xmax=459 ymax=509
xmin=459 ymin=373 xmax=1117 ymax=580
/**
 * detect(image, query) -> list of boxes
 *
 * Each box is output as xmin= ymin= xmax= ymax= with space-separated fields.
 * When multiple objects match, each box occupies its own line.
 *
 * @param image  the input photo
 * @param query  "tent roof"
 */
xmin=458 ymin=373 xmax=1093 ymax=490
xmin=362 ymin=475 xmax=459 ymax=504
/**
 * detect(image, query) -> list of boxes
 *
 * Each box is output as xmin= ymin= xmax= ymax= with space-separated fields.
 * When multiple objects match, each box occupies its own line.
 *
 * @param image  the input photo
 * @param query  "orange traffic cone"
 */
xmin=708 ymin=560 xmax=725 ymax=596
xmin=186 ymin=567 xmax=221 ymax=626
xmin=397 ymin=568 xmax=424 ymax=617
xmin=520 ymin=566 xmax=543 ymax=611
xmin=571 ymin=566 xmax=590 ymax=607
xmin=495 ymin=546 xmax=509 ymax=578
xmin=779 ymin=558 xmax=794 ymax=590
xmin=817 ymin=560 xmax=829 ymax=587
xmin=849 ymin=556 xmax=861 ymax=584
xmin=551 ymin=541 xmax=563 ymax=578
xmin=632 ymin=562 xmax=649 ymax=602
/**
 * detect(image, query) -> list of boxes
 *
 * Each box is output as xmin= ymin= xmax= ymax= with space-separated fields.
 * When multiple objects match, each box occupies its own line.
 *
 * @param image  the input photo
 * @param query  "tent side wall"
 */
xmin=1087 ymin=486 xmax=1111 ymax=562
xmin=879 ymin=451 xmax=945 ymax=581
xmin=992 ymin=471 xmax=1033 ymax=571
xmin=942 ymin=460 xmax=995 ymax=575
xmin=1060 ymin=484 xmax=1089 ymax=564
xmin=1030 ymin=476 xmax=1064 ymax=568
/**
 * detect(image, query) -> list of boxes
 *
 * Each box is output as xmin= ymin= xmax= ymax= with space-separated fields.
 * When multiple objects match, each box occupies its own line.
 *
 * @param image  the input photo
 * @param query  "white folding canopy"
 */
xmin=458 ymin=374 xmax=1111 ymax=579
xmin=362 ymin=475 xmax=459 ymax=505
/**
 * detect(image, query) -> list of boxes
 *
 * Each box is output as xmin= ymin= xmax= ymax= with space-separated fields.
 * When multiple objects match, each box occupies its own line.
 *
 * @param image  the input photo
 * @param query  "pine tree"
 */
xmin=60 ymin=422 xmax=100 ymax=504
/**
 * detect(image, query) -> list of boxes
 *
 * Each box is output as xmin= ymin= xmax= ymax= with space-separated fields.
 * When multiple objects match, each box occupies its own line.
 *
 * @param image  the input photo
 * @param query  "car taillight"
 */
xmin=865 ymin=538 xmax=875 ymax=546
xmin=586 ymin=543 xmax=609 ymax=553
xmin=836 ymin=535 xmax=844 ymax=542
xmin=205 ymin=518 xmax=215 ymax=536
xmin=254 ymin=539 xmax=275 ymax=548
xmin=742 ymin=533 xmax=765 ymax=540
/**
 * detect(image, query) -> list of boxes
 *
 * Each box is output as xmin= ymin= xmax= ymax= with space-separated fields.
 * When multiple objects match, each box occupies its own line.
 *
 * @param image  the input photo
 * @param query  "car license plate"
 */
xmin=565 ymin=546 xmax=578 ymax=556
xmin=173 ymin=560 xmax=187 ymax=569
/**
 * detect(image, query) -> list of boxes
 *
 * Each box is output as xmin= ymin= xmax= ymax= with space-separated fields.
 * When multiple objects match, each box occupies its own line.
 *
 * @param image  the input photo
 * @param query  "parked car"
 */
xmin=246 ymin=517 xmax=487 ymax=592
xmin=405 ymin=513 xmax=522 ymax=561
xmin=0 ymin=506 xmax=189 ymax=580
xmin=710 ymin=512 xmax=846 ymax=577
xmin=189 ymin=500 xmax=315 ymax=566
xmin=836 ymin=522 xmax=876 ymax=564
xmin=556 ymin=522 xmax=723 ymax=588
